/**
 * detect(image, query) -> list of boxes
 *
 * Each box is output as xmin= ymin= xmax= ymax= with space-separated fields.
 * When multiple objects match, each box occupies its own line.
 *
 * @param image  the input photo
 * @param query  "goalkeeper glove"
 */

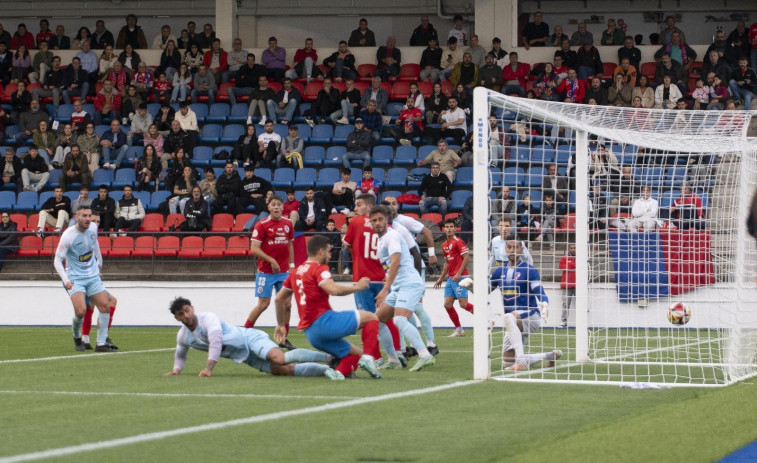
xmin=537 ymin=300 xmax=549 ymax=323
xmin=459 ymin=277 xmax=474 ymax=292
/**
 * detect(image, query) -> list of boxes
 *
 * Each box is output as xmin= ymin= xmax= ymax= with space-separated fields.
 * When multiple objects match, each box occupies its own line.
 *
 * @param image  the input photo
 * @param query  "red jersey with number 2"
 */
xmin=284 ymin=260 xmax=333 ymax=330
xmin=343 ymin=215 xmax=385 ymax=282
xmin=251 ymin=217 xmax=293 ymax=274
xmin=442 ymin=236 xmax=470 ymax=277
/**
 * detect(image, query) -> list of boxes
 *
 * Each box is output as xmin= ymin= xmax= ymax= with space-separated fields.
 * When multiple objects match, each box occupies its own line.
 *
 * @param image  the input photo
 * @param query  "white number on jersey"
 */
xmin=362 ymin=232 xmax=379 ymax=260
xmin=295 ymin=278 xmax=307 ymax=306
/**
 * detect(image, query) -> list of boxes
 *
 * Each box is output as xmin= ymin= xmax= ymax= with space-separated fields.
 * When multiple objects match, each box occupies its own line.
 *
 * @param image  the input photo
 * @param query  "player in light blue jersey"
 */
xmin=164 ymin=297 xmax=342 ymax=379
xmin=54 ymin=205 xmax=117 ymax=352
xmin=370 ymin=205 xmax=436 ymax=372
xmin=487 ymin=240 xmax=562 ymax=370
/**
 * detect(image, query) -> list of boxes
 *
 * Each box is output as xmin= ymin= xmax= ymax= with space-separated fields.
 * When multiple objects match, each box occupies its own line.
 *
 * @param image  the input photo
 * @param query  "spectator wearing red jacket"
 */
xmin=556 ymin=69 xmax=586 ymax=103
xmin=559 ymin=243 xmax=576 ymax=328
xmin=283 ymin=188 xmax=301 ymax=223
xmin=93 ymin=79 xmax=121 ymax=125
xmin=11 ymin=23 xmax=35 ymax=51
xmin=203 ymin=38 xmax=228 ymax=85
xmin=501 ymin=51 xmax=528 ymax=97
xmin=356 ymin=166 xmax=381 ymax=199
xmin=670 ymin=184 xmax=704 ymax=230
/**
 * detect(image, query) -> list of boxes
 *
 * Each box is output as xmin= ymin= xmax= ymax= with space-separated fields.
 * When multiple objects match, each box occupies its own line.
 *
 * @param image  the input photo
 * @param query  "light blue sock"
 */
xmin=399 ymin=331 xmax=407 ymax=350
xmin=72 ymin=316 xmax=83 ymax=338
xmin=415 ymin=302 xmax=435 ymax=344
xmin=96 ymin=312 xmax=110 ymax=345
xmin=285 ymin=349 xmax=327 ymax=363
xmin=393 ymin=315 xmax=425 ymax=353
xmin=294 ymin=363 xmax=329 ymax=377
xmin=378 ymin=322 xmax=398 ymax=362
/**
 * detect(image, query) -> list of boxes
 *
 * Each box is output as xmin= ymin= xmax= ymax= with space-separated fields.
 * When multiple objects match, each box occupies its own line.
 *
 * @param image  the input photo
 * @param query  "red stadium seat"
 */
xmin=440 ymin=81 xmax=453 ymax=97
xmin=225 ymin=235 xmax=250 ymax=256
xmin=421 ymin=213 xmax=443 ymax=224
xmin=303 ymin=82 xmax=321 ymax=102
xmin=689 ymin=61 xmax=704 ymax=78
xmin=291 ymin=81 xmax=305 ymax=95
xmin=27 ymin=214 xmax=39 ymax=231
xmin=97 ymin=235 xmax=112 ymax=257
xmin=154 ymin=236 xmax=180 ymax=257
xmin=10 ymin=213 xmax=27 ymax=231
xmin=211 ymin=213 xmax=234 ymax=232
xmin=177 ymin=236 xmax=203 ymax=258
xmin=216 ymin=82 xmax=235 ymax=102
xmin=390 ymin=81 xmax=410 ymax=101
xmin=328 ymin=213 xmax=346 ymax=231
xmin=163 ymin=214 xmax=186 ymax=231
xmin=39 ymin=236 xmax=60 ymax=257
xmin=603 ymin=62 xmax=616 ymax=77
xmin=201 ymin=236 xmax=226 ymax=258
xmin=331 ymin=80 xmax=346 ymax=93
xmin=417 ymin=82 xmax=433 ymax=98
xmin=269 ymin=82 xmax=282 ymax=94
xmin=133 ymin=236 xmax=156 ymax=257
xmin=3 ymin=83 xmax=18 ymax=103
xmin=353 ymin=81 xmax=369 ymax=94
xmin=16 ymin=236 xmax=42 ymax=256
xmin=357 ymin=64 xmax=376 ymax=82
xmin=557 ymin=213 xmax=576 ymax=232
xmin=398 ymin=63 xmax=421 ymax=82
xmin=110 ymin=236 xmax=134 ymax=257
xmin=640 ymin=62 xmax=656 ymax=81
xmin=233 ymin=213 xmax=254 ymax=232
xmin=141 ymin=213 xmax=164 ymax=232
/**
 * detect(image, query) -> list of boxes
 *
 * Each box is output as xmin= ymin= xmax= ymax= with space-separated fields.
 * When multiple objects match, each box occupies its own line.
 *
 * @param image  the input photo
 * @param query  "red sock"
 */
xmin=244 ymin=319 xmax=254 ymax=329
xmin=82 ymin=308 xmax=94 ymax=336
xmin=108 ymin=306 xmax=116 ymax=329
xmin=285 ymin=323 xmax=290 ymax=336
xmin=361 ymin=320 xmax=381 ymax=359
xmin=464 ymin=303 xmax=474 ymax=314
xmin=446 ymin=307 xmax=461 ymax=328
xmin=335 ymin=354 xmax=360 ymax=376
xmin=385 ymin=318 xmax=401 ymax=351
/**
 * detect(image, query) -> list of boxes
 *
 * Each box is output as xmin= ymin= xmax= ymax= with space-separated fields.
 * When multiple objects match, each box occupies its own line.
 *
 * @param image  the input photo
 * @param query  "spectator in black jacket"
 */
xmin=62 ymin=57 xmax=90 ymax=105
xmin=0 ymin=211 xmax=19 ymax=272
xmin=0 ymin=43 xmax=12 ymax=83
xmin=576 ymin=39 xmax=603 ymax=82
xmin=419 ymin=38 xmax=443 ymax=83
xmin=418 ymin=162 xmax=452 ymax=217
xmin=617 ymin=36 xmax=642 ymax=72
xmin=375 ymin=36 xmax=401 ymax=81
xmin=214 ymin=161 xmax=242 ymax=215
xmin=312 ymin=78 xmax=341 ymax=124
xmin=238 ymin=165 xmax=272 ymax=214
xmin=409 ymin=16 xmax=439 ymax=47
xmin=323 ymin=41 xmax=356 ymax=82
xmin=113 ymin=185 xmax=145 ymax=235
xmin=164 ymin=147 xmax=191 ymax=194
xmin=343 ymin=119 xmax=372 ymax=168
xmin=91 ymin=185 xmax=116 ymax=230
xmin=36 ymin=186 xmax=71 ymax=233
xmin=296 ymin=187 xmax=328 ymax=231
xmin=228 ymin=53 xmax=265 ymax=106
xmin=179 ymin=186 xmax=211 ymax=233
xmin=266 ymin=77 xmax=302 ymax=125
xmin=155 ymin=102 xmax=175 ymax=133
xmin=231 ymin=124 xmax=259 ymax=167
xmin=164 ymin=120 xmax=189 ymax=156
xmin=1 ymin=148 xmax=22 ymax=190
xmin=324 ymin=218 xmax=343 ymax=272
xmin=21 ymin=145 xmax=49 ymax=192
xmin=9 ymin=82 xmax=32 ymax=124
xmin=32 ymin=55 xmax=64 ymax=109
xmin=584 ymin=77 xmax=608 ymax=105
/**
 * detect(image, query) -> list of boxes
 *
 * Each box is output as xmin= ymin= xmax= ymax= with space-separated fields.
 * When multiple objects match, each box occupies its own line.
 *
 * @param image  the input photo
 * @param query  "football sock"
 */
xmin=378 ymin=323 xmax=398 ymax=362
xmin=335 ymin=354 xmax=360 ymax=376
xmin=243 ymin=319 xmax=254 ymax=329
xmin=504 ymin=313 xmax=525 ymax=359
xmin=82 ymin=308 xmax=94 ymax=336
xmin=445 ymin=307 xmax=461 ymax=328
xmin=385 ymin=318 xmax=401 ymax=351
xmin=72 ymin=316 xmax=83 ymax=339
xmin=293 ymin=363 xmax=329 ymax=377
xmin=361 ymin=320 xmax=381 ymax=359
xmin=414 ymin=302 xmax=435 ymax=343
xmin=82 ymin=335 xmax=90 ymax=344
xmin=393 ymin=316 xmax=430 ymax=358
xmin=108 ymin=306 xmax=116 ymax=329
xmin=464 ymin=303 xmax=474 ymax=313
xmin=523 ymin=352 xmax=550 ymax=367
xmin=284 ymin=349 xmax=327 ymax=364
xmin=285 ymin=323 xmax=290 ymax=336
xmin=96 ymin=312 xmax=110 ymax=346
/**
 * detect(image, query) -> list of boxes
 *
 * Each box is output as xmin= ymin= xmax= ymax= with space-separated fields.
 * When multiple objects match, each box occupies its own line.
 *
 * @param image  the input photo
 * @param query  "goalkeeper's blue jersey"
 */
xmin=490 ymin=261 xmax=548 ymax=317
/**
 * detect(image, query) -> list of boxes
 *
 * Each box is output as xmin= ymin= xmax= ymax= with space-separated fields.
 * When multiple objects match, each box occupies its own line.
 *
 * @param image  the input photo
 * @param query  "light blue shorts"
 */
xmin=255 ymin=271 xmax=289 ymax=299
xmin=66 ymin=275 xmax=107 ymax=298
xmin=242 ymin=328 xmax=280 ymax=373
xmin=305 ymin=310 xmax=360 ymax=359
xmin=444 ymin=278 xmax=469 ymax=299
xmin=385 ymin=283 xmax=425 ymax=311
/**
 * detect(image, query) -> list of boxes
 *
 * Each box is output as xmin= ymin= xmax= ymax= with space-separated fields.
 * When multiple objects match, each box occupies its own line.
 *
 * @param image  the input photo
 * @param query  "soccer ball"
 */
xmin=668 ymin=302 xmax=691 ymax=326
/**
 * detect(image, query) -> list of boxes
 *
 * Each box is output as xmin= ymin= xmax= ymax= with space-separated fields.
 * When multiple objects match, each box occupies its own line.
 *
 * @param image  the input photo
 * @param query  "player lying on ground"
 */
xmin=274 ymin=234 xmax=383 ymax=379
xmin=371 ymin=205 xmax=436 ymax=372
xmin=460 ymin=240 xmax=561 ymax=370
xmin=164 ymin=296 xmax=341 ymax=379
xmin=54 ymin=205 xmax=117 ymax=352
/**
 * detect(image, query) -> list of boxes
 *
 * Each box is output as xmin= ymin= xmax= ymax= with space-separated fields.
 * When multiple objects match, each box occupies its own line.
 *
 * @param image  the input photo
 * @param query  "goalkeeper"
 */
xmin=462 ymin=239 xmax=561 ymax=370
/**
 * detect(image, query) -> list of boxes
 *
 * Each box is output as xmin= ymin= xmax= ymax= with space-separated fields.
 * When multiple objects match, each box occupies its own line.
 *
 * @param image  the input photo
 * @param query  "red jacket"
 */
xmin=283 ymin=199 xmax=300 ymax=218
xmin=559 ymin=254 xmax=576 ymax=289
xmin=556 ymin=78 xmax=586 ymax=103
xmin=502 ymin=62 xmax=529 ymax=88
xmin=203 ymin=50 xmax=228 ymax=71
xmin=94 ymin=91 xmax=121 ymax=113
xmin=11 ymin=33 xmax=35 ymax=51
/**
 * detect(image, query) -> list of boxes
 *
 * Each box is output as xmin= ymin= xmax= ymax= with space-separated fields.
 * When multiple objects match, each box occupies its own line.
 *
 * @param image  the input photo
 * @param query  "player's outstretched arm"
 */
xmin=165 ymin=343 xmax=189 ymax=376
xmin=321 ymin=277 xmax=370 ymax=297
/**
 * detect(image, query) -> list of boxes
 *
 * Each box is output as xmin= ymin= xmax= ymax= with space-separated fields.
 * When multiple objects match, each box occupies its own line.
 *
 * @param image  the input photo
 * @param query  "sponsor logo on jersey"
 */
xmin=79 ymin=250 xmax=93 ymax=262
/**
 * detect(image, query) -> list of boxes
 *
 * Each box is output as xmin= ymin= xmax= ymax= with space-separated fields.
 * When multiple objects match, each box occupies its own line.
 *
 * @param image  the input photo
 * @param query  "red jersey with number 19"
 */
xmin=343 ymin=215 xmax=385 ymax=282
xmin=442 ymin=236 xmax=470 ymax=277
xmin=283 ymin=260 xmax=333 ymax=330
xmin=251 ymin=216 xmax=294 ymax=274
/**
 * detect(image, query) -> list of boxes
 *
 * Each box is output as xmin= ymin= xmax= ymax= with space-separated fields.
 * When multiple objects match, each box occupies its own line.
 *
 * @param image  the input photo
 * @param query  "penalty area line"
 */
xmin=0 ymin=390 xmax=358 ymax=400
xmin=0 ymin=380 xmax=479 ymax=463
xmin=0 ymin=348 xmax=175 ymax=364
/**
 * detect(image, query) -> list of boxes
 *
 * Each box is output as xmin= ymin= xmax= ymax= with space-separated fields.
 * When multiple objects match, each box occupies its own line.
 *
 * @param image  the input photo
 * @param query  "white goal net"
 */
xmin=471 ymin=88 xmax=757 ymax=387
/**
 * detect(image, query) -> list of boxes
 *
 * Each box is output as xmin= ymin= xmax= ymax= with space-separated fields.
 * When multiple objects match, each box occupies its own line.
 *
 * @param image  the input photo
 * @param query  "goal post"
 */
xmin=472 ymin=87 xmax=757 ymax=387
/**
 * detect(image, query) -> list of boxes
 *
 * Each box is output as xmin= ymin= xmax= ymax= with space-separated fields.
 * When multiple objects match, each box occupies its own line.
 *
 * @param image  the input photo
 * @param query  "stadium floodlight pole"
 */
xmin=473 ymin=87 xmax=492 ymax=380
xmin=574 ymin=129 xmax=590 ymax=362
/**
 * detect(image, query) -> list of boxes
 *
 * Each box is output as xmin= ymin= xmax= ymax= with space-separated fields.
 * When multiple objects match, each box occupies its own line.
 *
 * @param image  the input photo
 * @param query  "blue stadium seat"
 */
xmin=501 ymin=167 xmax=524 ymax=187
xmin=272 ymin=168 xmax=295 ymax=188
xmin=4 ymin=126 xmax=21 ymax=144
xmin=385 ymin=102 xmax=403 ymax=117
xmin=94 ymin=125 xmax=110 ymax=137
xmin=45 ymin=169 xmax=61 ymax=188
xmin=417 ymin=144 xmax=435 ymax=160
xmin=132 ymin=191 xmax=150 ymax=209
xmin=126 ymin=146 xmax=144 ymax=164
xmin=82 ymin=104 xmax=95 ymax=115
xmin=372 ymin=145 xmax=393 ymax=166
xmin=394 ymin=145 xmax=417 ymax=165
xmin=192 ymin=146 xmax=213 ymax=166
xmin=254 ymin=168 xmax=272 ymax=182
xmin=371 ymin=168 xmax=385 ymax=184
xmin=526 ymin=167 xmax=546 ymax=187
xmin=454 ymin=167 xmax=473 ymax=187
xmin=220 ymin=124 xmax=244 ymax=144
xmin=512 ymin=145 xmax=532 ymax=163
xmin=92 ymin=169 xmax=114 ymax=187
xmin=0 ymin=191 xmax=15 ymax=211
xmin=303 ymin=146 xmax=325 ymax=166
xmin=14 ymin=191 xmax=37 ymax=211
xmin=15 ymin=147 xmax=30 ymax=158
xmin=531 ymin=146 xmax=555 ymax=164
xmin=112 ymin=169 xmax=136 ymax=188
xmin=190 ymin=103 xmax=209 ymax=123
xmin=295 ymin=124 xmax=312 ymax=141
xmin=385 ymin=167 xmax=408 ymax=188
xmin=147 ymin=103 xmax=161 ymax=119
xmin=38 ymin=191 xmax=55 ymax=206
xmin=324 ymin=146 xmax=346 ymax=166
xmin=381 ymin=190 xmax=402 ymax=202
xmin=293 ymin=168 xmax=317 ymax=188
xmin=310 ymin=124 xmax=333 ymax=144
xmin=450 ymin=190 xmax=472 ymax=211
xmin=56 ymin=104 xmax=74 ymax=123
xmin=665 ymin=167 xmax=688 ymax=187
xmin=407 ymin=167 xmax=429 ymax=188
xmin=206 ymin=103 xmax=230 ymax=123
xmin=150 ymin=190 xmax=171 ymax=210
xmin=556 ymin=145 xmax=574 ymax=165
xmin=199 ymin=124 xmax=221 ymax=143
xmin=273 ymin=123 xmax=289 ymax=140
xmin=229 ymin=103 xmax=249 ymax=122
xmin=109 ymin=191 xmax=123 ymax=202
xmin=332 ymin=125 xmax=352 ymax=144
xmin=315 ymin=168 xmax=340 ymax=188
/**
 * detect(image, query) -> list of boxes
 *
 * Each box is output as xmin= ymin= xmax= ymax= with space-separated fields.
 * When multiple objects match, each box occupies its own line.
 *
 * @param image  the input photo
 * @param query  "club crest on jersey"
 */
xmin=284 ymin=225 xmax=290 ymax=233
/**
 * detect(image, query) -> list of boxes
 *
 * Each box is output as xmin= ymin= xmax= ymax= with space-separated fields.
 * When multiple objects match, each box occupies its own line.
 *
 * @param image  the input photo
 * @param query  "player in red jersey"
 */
xmin=342 ymin=193 xmax=404 ymax=364
xmin=274 ymin=235 xmax=383 ymax=379
xmin=245 ymin=194 xmax=296 ymax=349
xmin=434 ymin=219 xmax=474 ymax=337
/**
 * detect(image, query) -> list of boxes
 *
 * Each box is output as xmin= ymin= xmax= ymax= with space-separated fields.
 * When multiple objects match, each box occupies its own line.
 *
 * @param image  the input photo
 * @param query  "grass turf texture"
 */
xmin=1 ymin=327 xmax=756 ymax=463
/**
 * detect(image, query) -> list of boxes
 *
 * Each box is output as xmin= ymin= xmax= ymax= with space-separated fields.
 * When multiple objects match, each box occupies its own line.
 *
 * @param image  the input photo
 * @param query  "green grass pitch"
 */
xmin=1 ymin=326 xmax=757 ymax=462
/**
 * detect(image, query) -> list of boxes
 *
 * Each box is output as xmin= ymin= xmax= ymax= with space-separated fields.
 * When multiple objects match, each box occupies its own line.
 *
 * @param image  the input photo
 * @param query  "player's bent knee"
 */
xmin=395 ymin=307 xmax=413 ymax=319
xmin=266 ymin=348 xmax=286 ymax=365
xmin=270 ymin=362 xmax=295 ymax=376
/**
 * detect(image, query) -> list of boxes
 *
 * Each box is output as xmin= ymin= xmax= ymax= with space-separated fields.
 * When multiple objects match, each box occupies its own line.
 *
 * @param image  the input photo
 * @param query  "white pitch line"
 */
xmin=0 ymin=390 xmax=358 ymax=400
xmin=0 ymin=348 xmax=174 ymax=364
xmin=0 ymin=380 xmax=479 ymax=463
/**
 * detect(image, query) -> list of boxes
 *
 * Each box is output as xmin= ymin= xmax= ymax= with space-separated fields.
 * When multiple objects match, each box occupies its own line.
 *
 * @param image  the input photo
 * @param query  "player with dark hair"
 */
xmin=434 ymin=219 xmax=474 ymax=337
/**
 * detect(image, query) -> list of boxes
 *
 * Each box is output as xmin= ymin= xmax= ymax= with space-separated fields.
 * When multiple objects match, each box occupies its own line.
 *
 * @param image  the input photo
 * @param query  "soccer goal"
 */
xmin=471 ymin=87 xmax=757 ymax=387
